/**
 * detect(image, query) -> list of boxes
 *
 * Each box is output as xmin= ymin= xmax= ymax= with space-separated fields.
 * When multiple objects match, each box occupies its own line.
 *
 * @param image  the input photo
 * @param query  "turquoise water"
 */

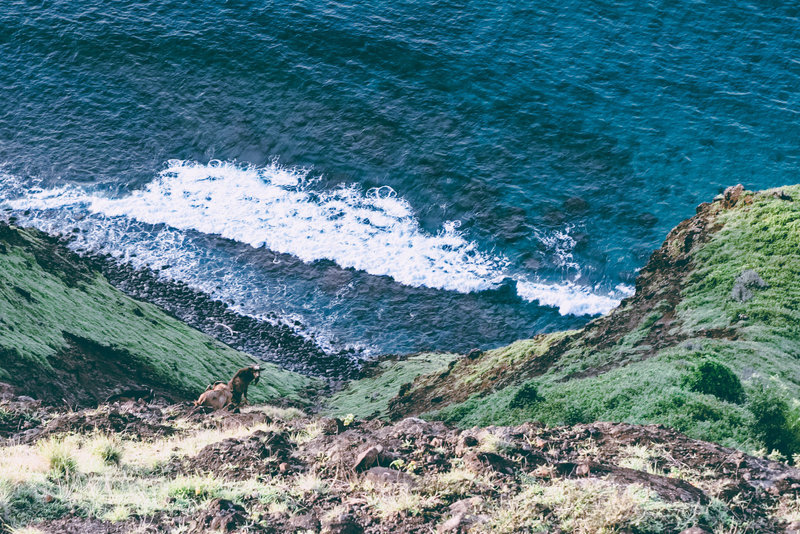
xmin=1 ymin=1 xmax=799 ymax=357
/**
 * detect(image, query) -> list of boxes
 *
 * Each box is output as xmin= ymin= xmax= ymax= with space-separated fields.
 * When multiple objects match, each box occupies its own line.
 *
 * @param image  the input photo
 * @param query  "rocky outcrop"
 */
xmin=9 ymin=396 xmax=798 ymax=533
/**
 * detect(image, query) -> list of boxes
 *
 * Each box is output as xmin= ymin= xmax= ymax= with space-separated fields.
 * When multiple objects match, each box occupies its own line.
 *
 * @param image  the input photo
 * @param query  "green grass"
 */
xmin=356 ymin=186 xmax=800 ymax=454
xmin=0 ymin=225 xmax=316 ymax=403
xmin=324 ymin=352 xmax=458 ymax=419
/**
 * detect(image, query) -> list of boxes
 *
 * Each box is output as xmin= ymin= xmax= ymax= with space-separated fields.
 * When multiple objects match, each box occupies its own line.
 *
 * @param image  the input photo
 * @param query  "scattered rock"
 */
xmin=679 ymin=527 xmax=712 ymax=534
xmin=189 ymin=498 xmax=246 ymax=533
xmin=438 ymin=513 xmax=466 ymax=533
xmin=2 ymin=395 xmax=798 ymax=533
xmin=721 ymin=184 xmax=744 ymax=209
xmin=391 ymin=417 xmax=440 ymax=438
xmin=575 ymin=461 xmax=592 ymax=477
xmin=462 ymin=451 xmax=515 ymax=475
xmin=608 ymin=466 xmax=708 ymax=504
xmin=449 ymin=496 xmax=484 ymax=516
xmin=322 ymin=513 xmax=363 ymax=534
xmin=731 ymin=269 xmax=768 ymax=302
xmin=439 ymin=497 xmax=489 ymax=534
xmin=175 ymin=429 xmax=293 ymax=479
xmin=466 ymin=349 xmax=482 ymax=360
xmin=354 ymin=444 xmax=384 ymax=472
xmin=319 ymin=417 xmax=345 ymax=435
xmin=29 ymin=403 xmax=174 ymax=442
xmin=290 ymin=513 xmax=320 ymax=532
xmin=455 ymin=433 xmax=479 ymax=455
xmin=364 ymin=466 xmax=416 ymax=488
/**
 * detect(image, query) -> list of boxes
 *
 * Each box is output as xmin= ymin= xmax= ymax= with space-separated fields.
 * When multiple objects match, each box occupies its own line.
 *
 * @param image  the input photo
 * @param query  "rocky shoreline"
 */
xmin=87 ymin=253 xmax=363 ymax=380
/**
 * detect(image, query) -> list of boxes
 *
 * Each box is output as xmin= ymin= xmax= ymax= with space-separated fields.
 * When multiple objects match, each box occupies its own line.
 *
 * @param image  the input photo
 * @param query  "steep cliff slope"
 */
xmin=327 ymin=185 xmax=800 ymax=453
xmin=0 ymin=221 xmax=317 ymax=406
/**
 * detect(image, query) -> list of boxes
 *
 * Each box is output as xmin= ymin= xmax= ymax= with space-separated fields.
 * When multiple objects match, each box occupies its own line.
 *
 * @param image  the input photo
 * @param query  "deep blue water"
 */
xmin=1 ymin=1 xmax=799 ymax=358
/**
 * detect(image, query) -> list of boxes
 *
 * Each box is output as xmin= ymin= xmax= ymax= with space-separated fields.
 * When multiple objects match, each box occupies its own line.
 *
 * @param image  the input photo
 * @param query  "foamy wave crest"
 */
xmin=0 ymin=160 xmax=626 ymax=316
xmin=515 ymin=278 xmax=627 ymax=316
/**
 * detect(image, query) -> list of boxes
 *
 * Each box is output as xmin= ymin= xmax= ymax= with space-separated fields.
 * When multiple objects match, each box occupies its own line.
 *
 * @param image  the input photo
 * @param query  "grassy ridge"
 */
xmin=325 ymin=352 xmax=457 ymax=419
xmin=0 ymin=223 xmax=316 ymax=404
xmin=344 ymin=186 xmax=800 ymax=453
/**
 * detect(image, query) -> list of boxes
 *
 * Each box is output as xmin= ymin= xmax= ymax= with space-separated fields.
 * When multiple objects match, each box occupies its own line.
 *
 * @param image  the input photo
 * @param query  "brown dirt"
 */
xmin=168 ymin=429 xmax=296 ymax=480
xmin=7 ymin=397 xmax=799 ymax=533
xmin=1 ymin=332 xmax=193 ymax=409
xmin=20 ymin=402 xmax=179 ymax=443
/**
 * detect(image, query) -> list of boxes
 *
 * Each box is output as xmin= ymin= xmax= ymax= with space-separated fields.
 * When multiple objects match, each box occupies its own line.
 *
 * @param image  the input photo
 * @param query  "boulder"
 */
xmin=364 ymin=466 xmax=415 ymax=488
xmin=319 ymin=417 xmax=345 ymax=435
xmin=722 ymin=184 xmax=744 ymax=209
xmin=322 ymin=513 xmax=363 ymax=534
xmin=354 ymin=445 xmax=384 ymax=472
xmin=189 ymin=498 xmax=246 ymax=533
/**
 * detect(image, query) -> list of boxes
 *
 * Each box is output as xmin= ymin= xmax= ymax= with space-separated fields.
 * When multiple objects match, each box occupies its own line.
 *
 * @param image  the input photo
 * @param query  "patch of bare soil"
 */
xmin=8 ymin=398 xmax=799 ymax=533
xmin=1 ymin=332 xmax=193 ymax=409
xmin=16 ymin=401 xmax=179 ymax=444
xmin=169 ymin=429 xmax=295 ymax=480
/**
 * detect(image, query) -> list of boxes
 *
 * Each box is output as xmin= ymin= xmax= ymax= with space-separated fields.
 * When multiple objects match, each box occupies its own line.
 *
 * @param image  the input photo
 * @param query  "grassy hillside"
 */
xmin=329 ymin=185 xmax=800 ymax=455
xmin=0 ymin=222 xmax=317 ymax=406
xmin=325 ymin=352 xmax=458 ymax=419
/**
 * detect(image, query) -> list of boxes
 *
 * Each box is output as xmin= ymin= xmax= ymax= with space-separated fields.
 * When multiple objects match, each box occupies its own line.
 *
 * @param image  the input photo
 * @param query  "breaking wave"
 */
xmin=0 ymin=160 xmax=627 ymax=316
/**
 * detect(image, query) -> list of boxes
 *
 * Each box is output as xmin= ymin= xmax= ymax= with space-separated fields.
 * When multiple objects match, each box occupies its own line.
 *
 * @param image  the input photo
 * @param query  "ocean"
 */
xmin=1 ymin=0 xmax=799 ymax=360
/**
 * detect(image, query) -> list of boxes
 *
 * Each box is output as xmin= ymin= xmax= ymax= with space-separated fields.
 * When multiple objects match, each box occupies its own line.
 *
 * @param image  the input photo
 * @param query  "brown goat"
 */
xmin=193 ymin=365 xmax=261 ymax=411
xmin=229 ymin=365 xmax=260 ymax=406
xmin=193 ymin=382 xmax=233 ymax=411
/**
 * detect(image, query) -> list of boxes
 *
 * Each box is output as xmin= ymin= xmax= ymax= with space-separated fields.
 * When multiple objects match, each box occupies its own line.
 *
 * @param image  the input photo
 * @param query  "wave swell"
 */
xmin=1 ymin=160 xmax=626 ymax=316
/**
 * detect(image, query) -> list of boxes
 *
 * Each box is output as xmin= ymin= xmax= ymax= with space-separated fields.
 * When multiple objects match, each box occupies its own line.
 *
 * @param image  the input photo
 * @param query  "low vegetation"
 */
xmin=324 ymin=352 xmax=458 ymax=419
xmin=0 ymin=223 xmax=317 ymax=405
xmin=342 ymin=186 xmax=800 ymax=459
xmin=2 ymin=186 xmax=800 ymax=532
xmin=1 ymin=398 xmax=797 ymax=533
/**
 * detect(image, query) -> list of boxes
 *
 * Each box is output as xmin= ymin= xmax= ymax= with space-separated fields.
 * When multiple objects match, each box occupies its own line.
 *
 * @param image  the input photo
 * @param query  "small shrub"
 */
xmin=681 ymin=360 xmax=745 ymax=404
xmin=509 ymin=382 xmax=543 ymax=409
xmin=748 ymin=385 xmax=800 ymax=460
xmin=731 ymin=269 xmax=767 ymax=302
xmin=38 ymin=438 xmax=77 ymax=480
xmin=7 ymin=482 xmax=70 ymax=524
xmin=538 ymin=400 xmax=587 ymax=426
xmin=562 ymin=405 xmax=587 ymax=426
xmin=103 ymin=505 xmax=131 ymax=522
xmin=167 ymin=476 xmax=224 ymax=502
xmin=685 ymin=398 xmax=724 ymax=422
xmin=94 ymin=436 xmax=123 ymax=466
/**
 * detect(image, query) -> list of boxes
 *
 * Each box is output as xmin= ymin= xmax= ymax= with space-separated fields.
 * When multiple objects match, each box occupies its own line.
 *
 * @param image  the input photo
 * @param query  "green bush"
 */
xmin=94 ymin=437 xmax=123 ymax=466
xmin=509 ymin=382 xmax=543 ymax=409
xmin=748 ymin=385 xmax=800 ymax=459
xmin=681 ymin=361 xmax=745 ymax=404
xmin=38 ymin=438 xmax=78 ymax=480
xmin=538 ymin=400 xmax=587 ymax=426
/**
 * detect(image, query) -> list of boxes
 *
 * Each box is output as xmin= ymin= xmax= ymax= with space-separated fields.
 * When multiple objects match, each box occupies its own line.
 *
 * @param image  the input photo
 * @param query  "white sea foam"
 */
xmin=0 ymin=160 xmax=628 ymax=316
xmin=536 ymin=225 xmax=581 ymax=271
xmin=515 ymin=278 xmax=626 ymax=316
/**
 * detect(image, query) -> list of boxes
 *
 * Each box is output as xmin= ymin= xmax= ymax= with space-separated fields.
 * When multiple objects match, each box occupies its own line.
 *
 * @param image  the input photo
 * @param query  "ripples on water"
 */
xmin=1 ymin=1 xmax=798 ymax=356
